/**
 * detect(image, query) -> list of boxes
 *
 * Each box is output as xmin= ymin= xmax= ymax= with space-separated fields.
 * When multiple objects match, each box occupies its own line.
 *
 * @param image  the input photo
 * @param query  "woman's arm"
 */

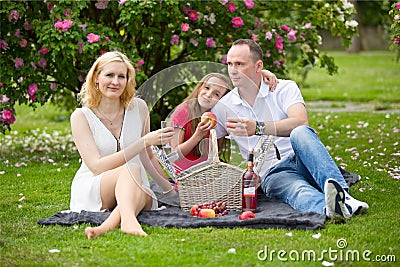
xmin=71 ymin=101 xmax=174 ymax=176
xmin=138 ymin=100 xmax=176 ymax=193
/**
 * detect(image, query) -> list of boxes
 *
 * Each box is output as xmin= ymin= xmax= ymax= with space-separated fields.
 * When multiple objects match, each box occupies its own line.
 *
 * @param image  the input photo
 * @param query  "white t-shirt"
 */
xmin=212 ymin=79 xmax=305 ymax=178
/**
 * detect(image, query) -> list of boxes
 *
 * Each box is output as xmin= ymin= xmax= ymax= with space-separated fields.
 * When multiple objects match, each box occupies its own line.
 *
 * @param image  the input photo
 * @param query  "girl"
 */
xmin=169 ymin=71 xmax=277 ymax=172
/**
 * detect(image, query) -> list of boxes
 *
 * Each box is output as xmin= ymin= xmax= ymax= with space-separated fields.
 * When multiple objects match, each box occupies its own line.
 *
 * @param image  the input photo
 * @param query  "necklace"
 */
xmin=96 ymin=106 xmax=122 ymax=125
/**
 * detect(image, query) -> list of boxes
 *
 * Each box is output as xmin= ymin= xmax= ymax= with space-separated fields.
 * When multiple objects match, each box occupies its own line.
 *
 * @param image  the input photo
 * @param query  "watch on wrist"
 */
xmin=255 ymin=121 xmax=265 ymax=135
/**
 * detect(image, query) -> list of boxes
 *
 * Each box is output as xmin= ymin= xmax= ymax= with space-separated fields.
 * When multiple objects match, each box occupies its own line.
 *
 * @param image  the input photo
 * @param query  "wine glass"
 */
xmin=161 ymin=120 xmax=179 ymax=162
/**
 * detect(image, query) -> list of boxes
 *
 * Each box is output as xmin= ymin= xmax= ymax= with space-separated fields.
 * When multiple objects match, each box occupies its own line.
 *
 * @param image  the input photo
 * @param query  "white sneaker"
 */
xmin=324 ymin=178 xmax=352 ymax=220
xmin=344 ymin=191 xmax=369 ymax=216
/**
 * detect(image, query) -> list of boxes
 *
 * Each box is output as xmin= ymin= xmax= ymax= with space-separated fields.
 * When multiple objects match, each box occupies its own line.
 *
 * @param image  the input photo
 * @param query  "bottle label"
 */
xmin=243 ymin=187 xmax=256 ymax=197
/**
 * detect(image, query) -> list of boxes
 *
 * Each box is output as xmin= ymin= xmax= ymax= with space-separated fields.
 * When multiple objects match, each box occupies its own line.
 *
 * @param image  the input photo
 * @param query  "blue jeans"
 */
xmin=260 ymin=125 xmax=348 ymax=215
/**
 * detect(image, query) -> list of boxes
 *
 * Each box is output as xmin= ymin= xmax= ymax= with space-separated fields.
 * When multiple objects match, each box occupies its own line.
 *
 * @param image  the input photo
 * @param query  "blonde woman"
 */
xmin=69 ymin=51 xmax=175 ymax=238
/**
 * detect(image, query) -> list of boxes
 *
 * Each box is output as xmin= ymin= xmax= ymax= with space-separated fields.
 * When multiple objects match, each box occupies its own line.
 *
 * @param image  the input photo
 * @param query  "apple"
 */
xmin=190 ymin=205 xmax=199 ymax=217
xmin=238 ymin=211 xmax=256 ymax=220
xmin=197 ymin=208 xmax=216 ymax=218
xmin=201 ymin=112 xmax=217 ymax=129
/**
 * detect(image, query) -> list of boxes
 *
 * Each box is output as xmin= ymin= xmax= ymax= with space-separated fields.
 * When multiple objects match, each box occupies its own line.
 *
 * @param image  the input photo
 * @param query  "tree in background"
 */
xmin=0 ymin=0 xmax=359 ymax=133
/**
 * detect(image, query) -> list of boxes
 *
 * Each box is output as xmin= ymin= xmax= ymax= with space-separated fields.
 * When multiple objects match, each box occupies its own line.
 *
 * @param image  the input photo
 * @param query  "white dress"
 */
xmin=69 ymin=98 xmax=157 ymax=212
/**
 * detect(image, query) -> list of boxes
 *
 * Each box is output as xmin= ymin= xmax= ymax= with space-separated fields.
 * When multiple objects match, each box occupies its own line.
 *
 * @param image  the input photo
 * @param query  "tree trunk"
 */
xmin=347 ymin=0 xmax=363 ymax=53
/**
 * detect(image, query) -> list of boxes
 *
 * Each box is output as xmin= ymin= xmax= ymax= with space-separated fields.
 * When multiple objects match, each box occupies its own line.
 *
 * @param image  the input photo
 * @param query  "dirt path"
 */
xmin=307 ymin=101 xmax=400 ymax=114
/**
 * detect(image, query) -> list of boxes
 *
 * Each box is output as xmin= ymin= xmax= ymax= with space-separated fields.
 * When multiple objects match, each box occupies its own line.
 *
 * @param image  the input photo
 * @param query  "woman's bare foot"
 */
xmin=85 ymin=226 xmax=104 ymax=239
xmin=121 ymin=219 xmax=147 ymax=237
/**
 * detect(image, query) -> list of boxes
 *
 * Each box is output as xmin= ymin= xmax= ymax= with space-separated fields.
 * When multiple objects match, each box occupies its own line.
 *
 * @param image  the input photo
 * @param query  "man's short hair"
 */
xmin=232 ymin=39 xmax=263 ymax=62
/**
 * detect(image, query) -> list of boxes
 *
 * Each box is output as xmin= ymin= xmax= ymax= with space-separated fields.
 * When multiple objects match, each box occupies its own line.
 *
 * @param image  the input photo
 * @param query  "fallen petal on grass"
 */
xmin=227 ymin=248 xmax=236 ymax=254
xmin=285 ymin=232 xmax=293 ymax=237
xmin=312 ymin=233 xmax=321 ymax=239
xmin=48 ymin=249 xmax=60 ymax=253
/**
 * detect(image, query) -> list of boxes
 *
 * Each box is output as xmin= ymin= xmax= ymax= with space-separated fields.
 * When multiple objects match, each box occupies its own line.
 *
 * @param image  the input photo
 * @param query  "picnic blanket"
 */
xmin=38 ymin=168 xmax=359 ymax=230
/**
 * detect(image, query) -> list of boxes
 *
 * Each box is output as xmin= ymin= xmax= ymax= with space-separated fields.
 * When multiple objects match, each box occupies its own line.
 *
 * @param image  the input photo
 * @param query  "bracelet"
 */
xmin=162 ymin=187 xmax=174 ymax=195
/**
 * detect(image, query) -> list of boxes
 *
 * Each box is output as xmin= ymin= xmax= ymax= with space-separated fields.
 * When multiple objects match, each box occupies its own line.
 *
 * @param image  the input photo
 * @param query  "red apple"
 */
xmin=238 ymin=211 xmax=256 ymax=220
xmin=201 ymin=112 xmax=217 ymax=129
xmin=190 ymin=205 xmax=199 ymax=217
xmin=197 ymin=208 xmax=216 ymax=218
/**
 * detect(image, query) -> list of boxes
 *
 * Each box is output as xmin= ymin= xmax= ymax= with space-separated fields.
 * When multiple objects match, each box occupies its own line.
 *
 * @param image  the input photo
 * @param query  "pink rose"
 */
xmin=227 ymin=1 xmax=236 ymax=12
xmin=170 ymin=34 xmax=179 ymax=45
xmin=20 ymin=39 xmax=27 ymax=47
xmin=243 ymin=0 xmax=255 ymax=9
xmin=137 ymin=59 xmax=144 ymax=66
xmin=287 ymin=30 xmax=297 ymax=41
xmin=14 ymin=58 xmax=24 ymax=68
xmin=87 ymin=33 xmax=100 ymax=43
xmin=40 ymin=45 xmax=49 ymax=54
xmin=232 ymin=17 xmax=244 ymax=28
xmin=39 ymin=58 xmax=47 ymax=69
xmin=281 ymin=24 xmax=290 ymax=32
xmin=206 ymin=37 xmax=215 ymax=48
xmin=181 ymin=23 xmax=190 ymax=32
xmin=28 ymin=83 xmax=38 ymax=97
xmin=221 ymin=54 xmax=227 ymax=64
xmin=188 ymin=10 xmax=199 ymax=21
xmin=1 ymin=95 xmax=10 ymax=103
xmin=1 ymin=110 xmax=16 ymax=125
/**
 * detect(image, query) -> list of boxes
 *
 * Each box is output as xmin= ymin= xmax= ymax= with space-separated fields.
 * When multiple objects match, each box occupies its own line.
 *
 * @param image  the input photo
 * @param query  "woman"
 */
xmin=170 ymin=71 xmax=277 ymax=172
xmin=69 ymin=51 xmax=175 ymax=238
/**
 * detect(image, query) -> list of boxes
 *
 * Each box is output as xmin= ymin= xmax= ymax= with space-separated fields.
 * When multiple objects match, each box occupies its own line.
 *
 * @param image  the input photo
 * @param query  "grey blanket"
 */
xmin=38 ymin=168 xmax=359 ymax=230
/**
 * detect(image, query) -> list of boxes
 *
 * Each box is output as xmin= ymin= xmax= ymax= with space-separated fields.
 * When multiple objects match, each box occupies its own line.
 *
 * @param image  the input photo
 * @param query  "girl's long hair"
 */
xmin=78 ymin=51 xmax=136 ymax=109
xmin=185 ymin=73 xmax=230 ymax=157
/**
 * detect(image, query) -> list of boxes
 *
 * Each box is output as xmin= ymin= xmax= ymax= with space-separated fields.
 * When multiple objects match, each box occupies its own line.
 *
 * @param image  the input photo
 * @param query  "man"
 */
xmin=212 ymin=39 xmax=368 ymax=220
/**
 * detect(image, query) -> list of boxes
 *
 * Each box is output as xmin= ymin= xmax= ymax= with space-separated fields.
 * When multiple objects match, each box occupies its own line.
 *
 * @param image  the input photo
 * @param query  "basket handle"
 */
xmin=207 ymin=129 xmax=220 ymax=163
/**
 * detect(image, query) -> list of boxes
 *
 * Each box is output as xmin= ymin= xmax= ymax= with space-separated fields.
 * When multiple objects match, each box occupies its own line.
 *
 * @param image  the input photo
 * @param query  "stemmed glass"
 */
xmin=161 ymin=120 xmax=179 ymax=162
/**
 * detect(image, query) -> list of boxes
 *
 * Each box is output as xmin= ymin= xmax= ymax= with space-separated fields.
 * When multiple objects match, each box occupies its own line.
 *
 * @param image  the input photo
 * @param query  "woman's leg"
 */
xmin=85 ymin=163 xmax=152 ymax=238
xmin=85 ymin=206 xmax=121 ymax=239
xmin=115 ymin=164 xmax=152 ymax=236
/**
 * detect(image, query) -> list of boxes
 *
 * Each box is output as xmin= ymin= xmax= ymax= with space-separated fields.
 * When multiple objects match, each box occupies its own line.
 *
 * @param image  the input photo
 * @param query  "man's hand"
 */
xmin=226 ymin=116 xmax=257 ymax=136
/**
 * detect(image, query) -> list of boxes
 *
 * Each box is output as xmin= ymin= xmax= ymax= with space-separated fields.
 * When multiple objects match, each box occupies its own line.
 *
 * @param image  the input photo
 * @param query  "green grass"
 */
xmin=1 ymin=52 xmax=400 ymax=266
xmin=301 ymin=51 xmax=400 ymax=103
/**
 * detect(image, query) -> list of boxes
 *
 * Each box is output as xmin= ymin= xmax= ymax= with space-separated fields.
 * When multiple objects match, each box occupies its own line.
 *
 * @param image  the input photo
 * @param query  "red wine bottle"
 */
xmin=241 ymin=152 xmax=259 ymax=211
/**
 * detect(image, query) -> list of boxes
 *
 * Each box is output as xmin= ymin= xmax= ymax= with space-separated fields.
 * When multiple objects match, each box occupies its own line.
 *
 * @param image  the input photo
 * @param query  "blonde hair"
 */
xmin=186 ymin=73 xmax=230 ymax=157
xmin=78 ymin=51 xmax=136 ymax=109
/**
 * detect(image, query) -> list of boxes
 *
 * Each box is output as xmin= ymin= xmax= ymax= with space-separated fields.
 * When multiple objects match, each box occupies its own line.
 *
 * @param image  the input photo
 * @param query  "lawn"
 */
xmin=1 ymin=51 xmax=399 ymax=267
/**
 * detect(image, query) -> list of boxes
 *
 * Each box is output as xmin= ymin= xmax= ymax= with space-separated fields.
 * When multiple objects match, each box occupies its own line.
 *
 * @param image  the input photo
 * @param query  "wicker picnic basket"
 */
xmin=153 ymin=129 xmax=276 ymax=212
xmin=176 ymin=129 xmax=244 ymax=211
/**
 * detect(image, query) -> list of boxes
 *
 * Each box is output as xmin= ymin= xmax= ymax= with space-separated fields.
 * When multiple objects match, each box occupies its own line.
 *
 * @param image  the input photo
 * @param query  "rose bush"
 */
xmin=0 ymin=0 xmax=359 ymax=134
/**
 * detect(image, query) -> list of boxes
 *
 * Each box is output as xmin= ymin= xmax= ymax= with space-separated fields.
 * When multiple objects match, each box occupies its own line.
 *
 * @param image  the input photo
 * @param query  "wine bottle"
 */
xmin=241 ymin=151 xmax=259 ymax=211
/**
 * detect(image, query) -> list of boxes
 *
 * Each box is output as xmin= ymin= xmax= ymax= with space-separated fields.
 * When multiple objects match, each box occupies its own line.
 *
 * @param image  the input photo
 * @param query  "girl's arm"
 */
xmin=170 ymin=119 xmax=213 ymax=159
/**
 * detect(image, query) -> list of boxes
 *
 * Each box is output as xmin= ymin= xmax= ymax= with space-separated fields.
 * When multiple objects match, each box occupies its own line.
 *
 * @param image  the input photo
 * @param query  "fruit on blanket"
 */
xmin=198 ymin=209 xmax=216 ymax=218
xmin=201 ymin=112 xmax=217 ymax=128
xmin=190 ymin=201 xmax=229 ymax=217
xmin=190 ymin=205 xmax=199 ymax=216
xmin=238 ymin=211 xmax=256 ymax=220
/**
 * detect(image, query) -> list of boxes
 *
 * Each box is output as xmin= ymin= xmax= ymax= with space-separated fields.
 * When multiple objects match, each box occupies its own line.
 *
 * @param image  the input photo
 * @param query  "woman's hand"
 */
xmin=143 ymin=127 xmax=175 ymax=147
xmin=261 ymin=69 xmax=278 ymax=92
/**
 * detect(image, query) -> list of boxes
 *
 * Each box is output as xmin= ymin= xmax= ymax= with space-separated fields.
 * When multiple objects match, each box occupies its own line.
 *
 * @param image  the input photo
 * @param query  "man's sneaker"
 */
xmin=344 ymin=191 xmax=369 ymax=216
xmin=324 ymin=178 xmax=352 ymax=220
